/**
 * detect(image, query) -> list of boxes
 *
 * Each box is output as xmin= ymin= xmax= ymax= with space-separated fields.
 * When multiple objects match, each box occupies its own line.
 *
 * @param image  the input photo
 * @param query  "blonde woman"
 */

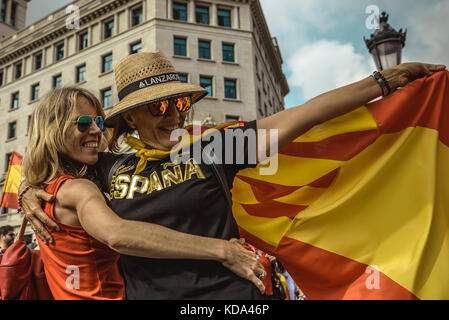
xmin=21 ymin=86 xmax=265 ymax=300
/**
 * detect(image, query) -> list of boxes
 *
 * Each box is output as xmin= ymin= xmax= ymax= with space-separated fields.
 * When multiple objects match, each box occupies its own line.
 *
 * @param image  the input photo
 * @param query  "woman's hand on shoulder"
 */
xmin=21 ymin=183 xmax=58 ymax=245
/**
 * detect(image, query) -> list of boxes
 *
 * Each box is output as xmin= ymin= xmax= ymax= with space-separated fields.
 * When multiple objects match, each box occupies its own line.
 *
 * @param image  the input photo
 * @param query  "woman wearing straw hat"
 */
xmin=18 ymin=85 xmax=266 ymax=300
xmin=21 ymin=51 xmax=446 ymax=299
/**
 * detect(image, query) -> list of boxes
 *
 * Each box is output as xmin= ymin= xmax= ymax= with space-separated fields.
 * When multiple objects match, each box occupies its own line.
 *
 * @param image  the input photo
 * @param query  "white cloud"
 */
xmin=402 ymin=0 xmax=449 ymax=66
xmin=259 ymin=0 xmax=355 ymax=54
xmin=287 ymin=40 xmax=373 ymax=100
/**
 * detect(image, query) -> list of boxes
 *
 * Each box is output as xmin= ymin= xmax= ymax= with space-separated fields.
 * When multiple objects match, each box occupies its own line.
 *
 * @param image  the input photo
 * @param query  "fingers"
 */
xmin=254 ymin=262 xmax=266 ymax=280
xmin=27 ymin=206 xmax=60 ymax=231
xmin=422 ymin=64 xmax=447 ymax=77
xmin=248 ymin=273 xmax=266 ymax=294
xmin=230 ymin=238 xmax=246 ymax=245
xmin=26 ymin=214 xmax=54 ymax=245
xmin=427 ymin=64 xmax=447 ymax=71
xmin=36 ymin=189 xmax=56 ymax=202
xmin=422 ymin=65 xmax=433 ymax=77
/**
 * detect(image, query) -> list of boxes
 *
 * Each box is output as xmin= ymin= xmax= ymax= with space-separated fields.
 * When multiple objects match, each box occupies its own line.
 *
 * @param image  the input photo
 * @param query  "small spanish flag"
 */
xmin=0 ymin=152 xmax=23 ymax=210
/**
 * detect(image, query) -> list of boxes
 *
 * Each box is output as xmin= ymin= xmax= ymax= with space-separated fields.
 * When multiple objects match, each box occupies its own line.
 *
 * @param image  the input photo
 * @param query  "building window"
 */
xmin=11 ymin=92 xmax=19 ymax=109
xmin=56 ymin=43 xmax=64 ymax=61
xmin=225 ymin=115 xmax=240 ymax=122
xmin=200 ymin=76 xmax=213 ymax=96
xmin=131 ymin=7 xmax=143 ymax=26
xmin=0 ymin=0 xmax=6 ymax=22
xmin=15 ymin=62 xmax=22 ymax=79
xmin=255 ymin=56 xmax=259 ymax=75
xmin=257 ymin=90 xmax=264 ymax=116
xmin=198 ymin=40 xmax=211 ymax=59
xmin=0 ymin=70 xmax=3 ymax=86
xmin=101 ymin=88 xmax=112 ymax=109
xmin=53 ymin=74 xmax=62 ymax=88
xmin=261 ymin=71 xmax=266 ymax=93
xmin=174 ymin=37 xmax=187 ymax=56
xmin=31 ymin=83 xmax=40 ymax=101
xmin=10 ymin=1 xmax=17 ymax=26
xmin=34 ymin=53 xmax=42 ymax=70
xmin=76 ymin=65 xmax=86 ymax=83
xmin=178 ymin=73 xmax=188 ymax=83
xmin=7 ymin=121 xmax=17 ymax=139
xmin=27 ymin=115 xmax=31 ymax=134
xmin=104 ymin=20 xmax=114 ymax=39
xmin=130 ymin=41 xmax=142 ymax=54
xmin=102 ymin=54 xmax=113 ymax=73
xmin=79 ymin=31 xmax=88 ymax=50
xmin=222 ymin=43 xmax=235 ymax=62
xmin=4 ymin=153 xmax=12 ymax=173
xmin=224 ymin=79 xmax=237 ymax=99
xmin=173 ymin=2 xmax=187 ymax=21
xmin=217 ymin=9 xmax=231 ymax=27
xmin=195 ymin=6 xmax=209 ymax=24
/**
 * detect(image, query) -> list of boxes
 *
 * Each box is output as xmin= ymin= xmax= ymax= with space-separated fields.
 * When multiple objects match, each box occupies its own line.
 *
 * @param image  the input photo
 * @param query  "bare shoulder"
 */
xmin=56 ymin=178 xmax=100 ymax=209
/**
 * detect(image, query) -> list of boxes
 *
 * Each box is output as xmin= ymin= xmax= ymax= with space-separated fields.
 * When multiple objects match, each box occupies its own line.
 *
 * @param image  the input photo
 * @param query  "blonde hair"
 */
xmin=23 ymin=87 xmax=105 ymax=186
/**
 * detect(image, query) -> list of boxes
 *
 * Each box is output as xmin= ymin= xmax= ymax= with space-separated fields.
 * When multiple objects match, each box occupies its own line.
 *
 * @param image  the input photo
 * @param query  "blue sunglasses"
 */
xmin=75 ymin=115 xmax=105 ymax=132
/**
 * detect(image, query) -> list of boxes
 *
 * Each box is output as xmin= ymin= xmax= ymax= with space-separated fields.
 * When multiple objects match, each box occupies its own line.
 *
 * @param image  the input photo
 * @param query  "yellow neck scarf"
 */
xmin=123 ymin=122 xmax=239 ymax=175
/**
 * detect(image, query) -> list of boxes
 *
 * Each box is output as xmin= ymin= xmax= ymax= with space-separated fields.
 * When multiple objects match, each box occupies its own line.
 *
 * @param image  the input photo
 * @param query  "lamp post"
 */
xmin=364 ymin=11 xmax=407 ymax=71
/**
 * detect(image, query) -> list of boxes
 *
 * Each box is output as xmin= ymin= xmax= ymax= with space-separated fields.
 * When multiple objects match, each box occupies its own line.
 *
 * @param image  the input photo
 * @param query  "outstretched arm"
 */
xmin=57 ymin=178 xmax=265 ymax=293
xmin=257 ymin=63 xmax=447 ymax=156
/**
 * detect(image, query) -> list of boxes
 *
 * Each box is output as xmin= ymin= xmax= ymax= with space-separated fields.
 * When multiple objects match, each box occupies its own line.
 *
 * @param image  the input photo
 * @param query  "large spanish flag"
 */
xmin=233 ymin=70 xmax=449 ymax=300
xmin=0 ymin=152 xmax=23 ymax=210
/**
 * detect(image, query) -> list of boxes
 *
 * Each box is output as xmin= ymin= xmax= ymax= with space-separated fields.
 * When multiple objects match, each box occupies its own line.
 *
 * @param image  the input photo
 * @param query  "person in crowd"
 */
xmin=22 ymin=51 xmax=446 ymax=299
xmin=0 ymin=225 xmax=15 ymax=253
xmin=19 ymin=86 xmax=265 ymax=300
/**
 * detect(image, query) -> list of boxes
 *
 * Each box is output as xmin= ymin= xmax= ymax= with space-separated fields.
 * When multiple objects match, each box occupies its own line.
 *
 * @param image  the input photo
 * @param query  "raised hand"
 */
xmin=384 ymin=62 xmax=447 ymax=89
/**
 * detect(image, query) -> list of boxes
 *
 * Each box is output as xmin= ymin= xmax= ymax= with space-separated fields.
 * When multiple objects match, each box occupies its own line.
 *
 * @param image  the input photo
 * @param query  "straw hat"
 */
xmin=105 ymin=51 xmax=207 ymax=126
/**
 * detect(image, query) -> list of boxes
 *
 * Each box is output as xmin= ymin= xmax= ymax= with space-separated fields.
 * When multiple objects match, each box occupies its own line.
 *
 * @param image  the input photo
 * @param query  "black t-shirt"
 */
xmin=96 ymin=121 xmax=263 ymax=299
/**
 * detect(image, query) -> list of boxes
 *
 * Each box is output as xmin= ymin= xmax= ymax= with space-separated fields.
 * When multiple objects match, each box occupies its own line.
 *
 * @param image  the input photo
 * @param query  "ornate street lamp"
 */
xmin=364 ymin=11 xmax=407 ymax=71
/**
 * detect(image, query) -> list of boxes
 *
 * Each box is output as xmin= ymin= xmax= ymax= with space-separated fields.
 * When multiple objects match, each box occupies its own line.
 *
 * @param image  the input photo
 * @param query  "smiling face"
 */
xmin=64 ymin=96 xmax=102 ymax=165
xmin=122 ymin=100 xmax=188 ymax=151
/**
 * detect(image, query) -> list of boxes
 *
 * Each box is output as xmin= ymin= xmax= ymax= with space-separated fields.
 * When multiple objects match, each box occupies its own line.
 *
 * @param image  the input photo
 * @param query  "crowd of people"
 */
xmin=0 ymin=49 xmax=443 ymax=300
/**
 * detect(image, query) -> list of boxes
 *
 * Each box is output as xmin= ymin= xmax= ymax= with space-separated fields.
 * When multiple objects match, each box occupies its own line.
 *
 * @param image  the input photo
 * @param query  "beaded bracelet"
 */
xmin=372 ymin=71 xmax=392 ymax=97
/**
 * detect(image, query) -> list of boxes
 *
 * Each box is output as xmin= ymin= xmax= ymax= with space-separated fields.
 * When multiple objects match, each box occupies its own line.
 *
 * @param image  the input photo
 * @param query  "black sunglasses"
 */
xmin=147 ymin=96 xmax=192 ymax=117
xmin=75 ymin=115 xmax=105 ymax=133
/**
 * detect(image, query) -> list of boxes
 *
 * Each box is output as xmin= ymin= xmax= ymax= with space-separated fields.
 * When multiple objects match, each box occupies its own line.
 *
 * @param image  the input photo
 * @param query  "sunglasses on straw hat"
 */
xmin=147 ymin=95 xmax=192 ymax=117
xmin=104 ymin=51 xmax=207 ymax=126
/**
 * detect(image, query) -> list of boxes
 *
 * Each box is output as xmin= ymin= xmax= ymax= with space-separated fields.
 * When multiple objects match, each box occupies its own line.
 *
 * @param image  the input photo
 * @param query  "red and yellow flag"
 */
xmin=0 ymin=152 xmax=23 ymax=210
xmin=233 ymin=71 xmax=449 ymax=300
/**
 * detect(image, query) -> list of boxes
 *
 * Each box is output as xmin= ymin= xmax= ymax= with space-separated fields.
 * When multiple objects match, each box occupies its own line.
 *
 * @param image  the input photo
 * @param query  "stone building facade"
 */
xmin=0 ymin=0 xmax=289 ymax=238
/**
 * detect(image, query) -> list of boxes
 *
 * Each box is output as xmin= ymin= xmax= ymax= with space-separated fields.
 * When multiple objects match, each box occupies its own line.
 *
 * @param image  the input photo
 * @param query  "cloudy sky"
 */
xmin=26 ymin=0 xmax=449 ymax=108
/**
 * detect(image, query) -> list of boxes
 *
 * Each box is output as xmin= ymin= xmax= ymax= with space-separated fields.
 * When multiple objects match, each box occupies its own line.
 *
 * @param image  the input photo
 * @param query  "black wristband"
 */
xmin=372 ymin=73 xmax=385 ymax=96
xmin=377 ymin=71 xmax=392 ymax=96
xmin=373 ymin=71 xmax=392 ymax=97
